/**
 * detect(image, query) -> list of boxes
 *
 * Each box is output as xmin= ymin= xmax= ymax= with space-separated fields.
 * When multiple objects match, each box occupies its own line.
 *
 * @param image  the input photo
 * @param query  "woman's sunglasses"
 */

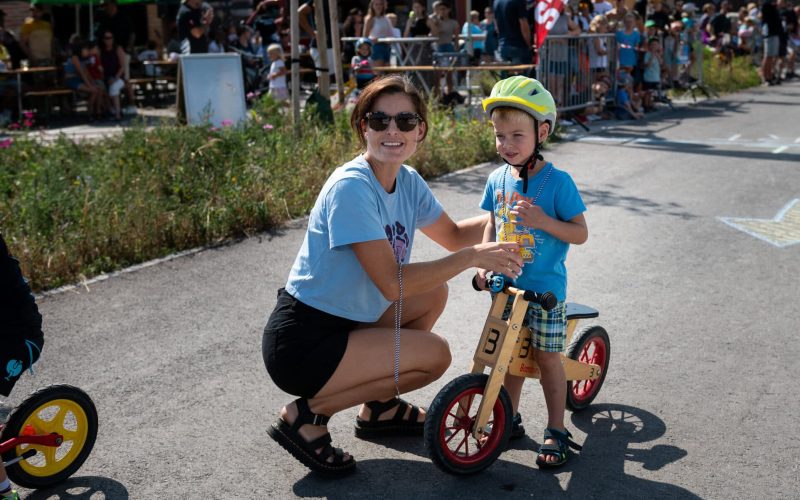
xmin=365 ymin=112 xmax=422 ymax=132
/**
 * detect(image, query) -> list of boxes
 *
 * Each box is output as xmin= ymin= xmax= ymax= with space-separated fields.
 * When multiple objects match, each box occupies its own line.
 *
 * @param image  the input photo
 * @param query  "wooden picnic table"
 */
xmin=0 ymin=66 xmax=59 ymax=118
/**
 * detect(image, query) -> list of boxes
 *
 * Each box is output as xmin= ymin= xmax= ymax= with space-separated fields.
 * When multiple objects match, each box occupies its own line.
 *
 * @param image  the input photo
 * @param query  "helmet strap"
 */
xmin=508 ymin=118 xmax=545 ymax=193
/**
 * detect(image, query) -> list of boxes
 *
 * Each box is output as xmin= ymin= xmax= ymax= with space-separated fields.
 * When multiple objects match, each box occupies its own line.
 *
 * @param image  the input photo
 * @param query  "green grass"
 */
xmin=0 ymin=97 xmax=496 ymax=291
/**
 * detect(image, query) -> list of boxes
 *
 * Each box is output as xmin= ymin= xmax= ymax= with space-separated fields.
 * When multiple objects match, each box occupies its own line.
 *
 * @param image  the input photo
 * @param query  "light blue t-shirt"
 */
xmin=285 ymin=155 xmax=443 ymax=322
xmin=616 ymin=29 xmax=641 ymax=68
xmin=643 ymin=52 xmax=660 ymax=83
xmin=480 ymin=163 xmax=586 ymax=302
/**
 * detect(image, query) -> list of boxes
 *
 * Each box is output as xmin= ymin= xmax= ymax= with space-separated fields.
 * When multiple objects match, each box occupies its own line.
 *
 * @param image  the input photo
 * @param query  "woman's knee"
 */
xmin=425 ymin=333 xmax=451 ymax=379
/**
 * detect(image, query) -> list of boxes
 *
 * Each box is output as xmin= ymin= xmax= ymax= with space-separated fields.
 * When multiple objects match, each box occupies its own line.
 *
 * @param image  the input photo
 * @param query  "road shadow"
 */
xmin=290 ymin=403 xmax=698 ymax=499
xmin=23 ymin=476 xmax=129 ymax=500
xmin=567 ymin=403 xmax=699 ymax=499
xmin=581 ymin=185 xmax=698 ymax=219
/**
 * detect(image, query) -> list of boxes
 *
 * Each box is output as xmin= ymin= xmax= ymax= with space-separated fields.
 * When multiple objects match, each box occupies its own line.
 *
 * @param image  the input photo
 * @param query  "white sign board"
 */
xmin=179 ymin=53 xmax=247 ymax=127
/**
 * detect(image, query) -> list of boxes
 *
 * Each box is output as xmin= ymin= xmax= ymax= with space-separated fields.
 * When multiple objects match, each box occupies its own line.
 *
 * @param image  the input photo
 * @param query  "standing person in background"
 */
xmin=616 ymin=12 xmax=642 ymax=73
xmin=493 ymin=0 xmax=533 ymax=67
xmin=177 ymin=0 xmax=213 ymax=54
xmin=343 ymin=8 xmax=365 ymax=71
xmin=20 ymin=3 xmax=52 ymax=66
xmin=385 ymin=13 xmax=403 ymax=66
xmin=298 ymin=0 xmax=336 ymax=86
xmin=95 ymin=0 xmax=134 ymax=54
xmin=266 ymin=43 xmax=288 ymax=102
xmin=429 ymin=1 xmax=459 ymax=97
xmin=404 ymin=0 xmax=434 ymax=88
xmin=708 ymin=0 xmax=732 ymax=49
xmin=363 ymin=0 xmax=394 ymax=72
xmin=462 ymin=10 xmax=485 ymax=63
xmin=0 ymin=9 xmax=24 ymax=70
xmin=480 ymin=6 xmax=498 ymax=62
xmin=761 ymin=0 xmax=784 ymax=85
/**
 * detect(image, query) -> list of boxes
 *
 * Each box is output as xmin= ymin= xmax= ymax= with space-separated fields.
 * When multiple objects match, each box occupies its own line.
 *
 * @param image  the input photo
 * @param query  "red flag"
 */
xmin=534 ymin=0 xmax=565 ymax=49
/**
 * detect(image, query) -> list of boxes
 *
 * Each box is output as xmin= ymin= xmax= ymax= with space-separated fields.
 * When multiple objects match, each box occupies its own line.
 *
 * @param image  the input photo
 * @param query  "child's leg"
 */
xmin=503 ymin=373 xmax=525 ymax=414
xmin=535 ymin=349 xmax=567 ymax=464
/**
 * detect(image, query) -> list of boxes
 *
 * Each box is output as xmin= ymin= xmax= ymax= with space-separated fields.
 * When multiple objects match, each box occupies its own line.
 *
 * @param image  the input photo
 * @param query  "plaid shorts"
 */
xmin=501 ymin=296 xmax=567 ymax=353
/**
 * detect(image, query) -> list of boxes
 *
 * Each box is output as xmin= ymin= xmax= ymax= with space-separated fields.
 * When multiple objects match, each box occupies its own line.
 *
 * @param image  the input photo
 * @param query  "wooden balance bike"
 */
xmin=424 ymin=275 xmax=610 ymax=475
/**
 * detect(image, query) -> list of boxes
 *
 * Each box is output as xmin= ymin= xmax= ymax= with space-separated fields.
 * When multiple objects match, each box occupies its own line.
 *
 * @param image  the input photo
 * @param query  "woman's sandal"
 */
xmin=535 ymin=427 xmax=582 ymax=469
xmin=267 ymin=398 xmax=356 ymax=477
xmin=354 ymin=397 xmax=425 ymax=438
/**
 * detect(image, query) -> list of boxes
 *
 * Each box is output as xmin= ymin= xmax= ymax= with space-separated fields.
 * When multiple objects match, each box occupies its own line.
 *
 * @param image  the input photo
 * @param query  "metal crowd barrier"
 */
xmin=537 ymin=33 xmax=617 ymax=113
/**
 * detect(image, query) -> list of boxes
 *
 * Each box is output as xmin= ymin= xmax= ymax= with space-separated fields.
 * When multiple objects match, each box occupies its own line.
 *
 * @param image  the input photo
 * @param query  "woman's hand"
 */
xmin=475 ymin=268 xmax=489 ymax=290
xmin=471 ymin=241 xmax=522 ymax=278
xmin=510 ymin=200 xmax=551 ymax=230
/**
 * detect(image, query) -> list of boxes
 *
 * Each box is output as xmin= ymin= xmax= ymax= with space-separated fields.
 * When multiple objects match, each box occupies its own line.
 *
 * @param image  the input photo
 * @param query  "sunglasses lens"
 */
xmin=367 ymin=113 xmax=390 ymax=131
xmin=395 ymin=113 xmax=419 ymax=132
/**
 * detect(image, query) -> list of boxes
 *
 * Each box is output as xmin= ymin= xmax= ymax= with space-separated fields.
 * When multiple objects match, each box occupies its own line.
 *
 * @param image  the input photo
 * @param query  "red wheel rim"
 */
xmin=571 ymin=336 xmax=608 ymax=403
xmin=437 ymin=386 xmax=507 ymax=466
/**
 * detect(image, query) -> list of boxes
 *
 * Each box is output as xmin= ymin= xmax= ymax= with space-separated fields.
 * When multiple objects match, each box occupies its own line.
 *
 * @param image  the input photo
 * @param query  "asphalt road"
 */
xmin=6 ymin=80 xmax=799 ymax=499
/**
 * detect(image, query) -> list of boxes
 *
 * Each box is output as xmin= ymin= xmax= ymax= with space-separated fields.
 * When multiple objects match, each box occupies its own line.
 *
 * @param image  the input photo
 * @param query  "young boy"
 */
xmin=1 ymin=233 xmax=45 ymax=500
xmin=478 ymin=76 xmax=588 ymax=468
xmin=642 ymin=37 xmax=663 ymax=110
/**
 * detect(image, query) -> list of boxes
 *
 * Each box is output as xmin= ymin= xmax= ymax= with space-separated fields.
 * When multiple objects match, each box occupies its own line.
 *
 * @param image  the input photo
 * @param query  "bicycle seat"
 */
xmin=565 ymin=303 xmax=599 ymax=320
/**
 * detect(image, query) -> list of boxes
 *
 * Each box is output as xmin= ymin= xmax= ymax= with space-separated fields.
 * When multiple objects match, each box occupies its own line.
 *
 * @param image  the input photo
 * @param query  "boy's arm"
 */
xmin=510 ymin=201 xmax=588 ymax=245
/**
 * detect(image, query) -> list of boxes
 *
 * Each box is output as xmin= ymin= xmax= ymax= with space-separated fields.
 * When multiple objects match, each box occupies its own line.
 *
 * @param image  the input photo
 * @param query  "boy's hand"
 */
xmin=510 ymin=200 xmax=550 ymax=230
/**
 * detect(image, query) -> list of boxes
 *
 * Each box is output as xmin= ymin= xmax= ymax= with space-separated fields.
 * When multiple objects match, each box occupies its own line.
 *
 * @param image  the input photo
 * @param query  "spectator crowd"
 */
xmin=1 ymin=0 xmax=798 ymax=127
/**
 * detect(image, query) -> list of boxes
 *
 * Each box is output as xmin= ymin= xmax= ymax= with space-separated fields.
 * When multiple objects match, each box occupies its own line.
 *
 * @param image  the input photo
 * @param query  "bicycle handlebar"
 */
xmin=471 ymin=275 xmax=558 ymax=311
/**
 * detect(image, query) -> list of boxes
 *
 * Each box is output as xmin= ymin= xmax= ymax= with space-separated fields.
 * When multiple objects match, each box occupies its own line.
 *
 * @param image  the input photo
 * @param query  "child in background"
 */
xmin=266 ymin=43 xmax=287 ymax=102
xmin=615 ymin=69 xmax=644 ymax=119
xmin=351 ymin=37 xmax=375 ymax=90
xmin=478 ymin=76 xmax=588 ymax=469
xmin=642 ymin=36 xmax=662 ymax=110
xmin=137 ymin=40 xmax=162 ymax=77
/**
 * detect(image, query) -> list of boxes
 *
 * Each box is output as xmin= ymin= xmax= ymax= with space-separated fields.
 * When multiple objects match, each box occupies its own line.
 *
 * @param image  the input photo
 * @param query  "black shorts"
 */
xmin=643 ymin=81 xmax=659 ymax=90
xmin=1 ymin=327 xmax=44 ymax=397
xmin=262 ymin=289 xmax=357 ymax=398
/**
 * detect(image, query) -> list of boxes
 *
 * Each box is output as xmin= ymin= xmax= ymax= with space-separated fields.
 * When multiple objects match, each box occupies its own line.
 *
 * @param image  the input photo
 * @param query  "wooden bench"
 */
xmin=23 ymin=88 xmax=75 ymax=120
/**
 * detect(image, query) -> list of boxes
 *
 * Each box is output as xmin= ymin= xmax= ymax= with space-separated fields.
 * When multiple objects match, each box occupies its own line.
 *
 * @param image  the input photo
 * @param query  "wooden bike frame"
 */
xmin=467 ymin=287 xmax=603 ymax=440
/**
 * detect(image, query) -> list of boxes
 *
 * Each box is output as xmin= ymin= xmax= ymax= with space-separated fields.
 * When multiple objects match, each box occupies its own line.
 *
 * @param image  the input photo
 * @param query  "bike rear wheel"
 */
xmin=1 ymin=384 xmax=98 ymax=489
xmin=566 ymin=325 xmax=610 ymax=411
xmin=424 ymin=373 xmax=512 ymax=475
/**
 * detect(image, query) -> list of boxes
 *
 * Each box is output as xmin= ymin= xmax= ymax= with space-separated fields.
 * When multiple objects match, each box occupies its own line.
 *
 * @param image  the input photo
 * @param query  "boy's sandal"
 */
xmin=535 ymin=427 xmax=582 ymax=469
xmin=267 ymin=398 xmax=356 ymax=477
xmin=354 ymin=397 xmax=425 ymax=438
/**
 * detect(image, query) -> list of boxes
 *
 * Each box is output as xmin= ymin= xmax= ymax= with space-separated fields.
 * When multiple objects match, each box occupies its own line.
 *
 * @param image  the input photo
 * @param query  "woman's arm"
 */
xmin=352 ymin=238 xmax=521 ymax=301
xmin=420 ymin=212 xmax=489 ymax=251
xmin=363 ymin=16 xmax=373 ymax=38
xmin=474 ymin=213 xmax=497 ymax=289
xmin=116 ymin=46 xmax=126 ymax=79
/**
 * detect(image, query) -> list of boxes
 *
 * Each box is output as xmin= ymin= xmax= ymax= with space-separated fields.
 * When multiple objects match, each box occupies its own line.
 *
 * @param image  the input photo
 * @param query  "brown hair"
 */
xmin=350 ymin=75 xmax=428 ymax=148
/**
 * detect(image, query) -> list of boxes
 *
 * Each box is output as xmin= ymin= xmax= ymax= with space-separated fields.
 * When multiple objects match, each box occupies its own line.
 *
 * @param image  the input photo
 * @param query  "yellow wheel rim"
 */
xmin=15 ymin=398 xmax=89 ymax=477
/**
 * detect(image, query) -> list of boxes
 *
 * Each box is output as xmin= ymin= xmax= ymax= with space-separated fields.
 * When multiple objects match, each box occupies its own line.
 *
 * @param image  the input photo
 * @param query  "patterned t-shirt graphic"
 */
xmin=495 ymin=193 xmax=539 ymax=264
xmin=385 ymin=221 xmax=410 ymax=263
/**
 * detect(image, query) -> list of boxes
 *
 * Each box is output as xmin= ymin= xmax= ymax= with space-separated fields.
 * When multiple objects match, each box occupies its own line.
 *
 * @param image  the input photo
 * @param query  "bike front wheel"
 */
xmin=1 ymin=384 xmax=98 ymax=489
xmin=424 ymin=373 xmax=513 ymax=475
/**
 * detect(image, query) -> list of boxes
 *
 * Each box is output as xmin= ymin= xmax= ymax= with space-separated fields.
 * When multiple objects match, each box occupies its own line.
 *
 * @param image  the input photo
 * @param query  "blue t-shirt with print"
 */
xmin=286 ymin=155 xmax=443 ymax=322
xmin=616 ymin=29 xmax=641 ymax=67
xmin=480 ymin=163 xmax=586 ymax=302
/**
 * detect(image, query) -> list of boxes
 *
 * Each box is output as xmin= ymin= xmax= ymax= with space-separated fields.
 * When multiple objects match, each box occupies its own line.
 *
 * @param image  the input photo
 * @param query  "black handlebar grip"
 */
xmin=471 ymin=275 xmax=482 ymax=291
xmin=523 ymin=290 xmax=558 ymax=311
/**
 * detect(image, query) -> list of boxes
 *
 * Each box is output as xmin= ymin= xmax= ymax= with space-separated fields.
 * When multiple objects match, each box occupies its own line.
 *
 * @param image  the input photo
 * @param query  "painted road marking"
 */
xmin=795 ymin=137 xmax=800 ymax=144
xmin=571 ymin=135 xmax=799 ymax=153
xmin=728 ymin=134 xmax=741 ymax=141
xmin=773 ymin=146 xmax=789 ymax=154
xmin=718 ymin=199 xmax=800 ymax=248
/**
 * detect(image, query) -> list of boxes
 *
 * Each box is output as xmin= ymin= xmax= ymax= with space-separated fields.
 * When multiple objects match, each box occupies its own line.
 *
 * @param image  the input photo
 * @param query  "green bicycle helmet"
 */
xmin=482 ymin=76 xmax=557 ymax=135
xmin=482 ymin=76 xmax=558 ymax=192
